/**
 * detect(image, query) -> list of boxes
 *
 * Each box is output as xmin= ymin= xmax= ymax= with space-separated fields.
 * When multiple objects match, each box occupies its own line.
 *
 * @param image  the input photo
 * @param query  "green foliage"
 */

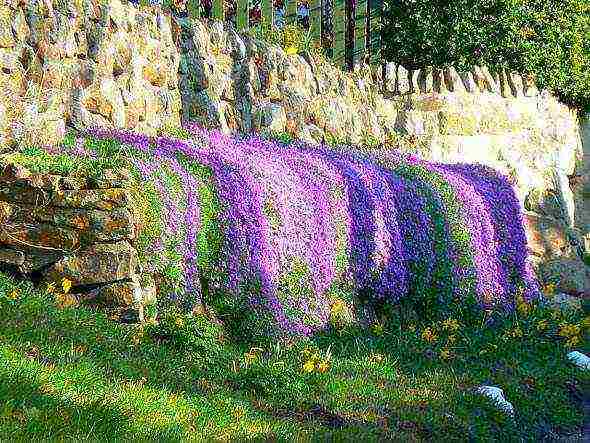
xmin=382 ymin=0 xmax=590 ymax=112
xmin=144 ymin=306 xmax=224 ymax=354
xmin=2 ymin=143 xmax=123 ymax=178
xmin=0 ymin=272 xmax=588 ymax=440
xmin=245 ymin=19 xmax=324 ymax=57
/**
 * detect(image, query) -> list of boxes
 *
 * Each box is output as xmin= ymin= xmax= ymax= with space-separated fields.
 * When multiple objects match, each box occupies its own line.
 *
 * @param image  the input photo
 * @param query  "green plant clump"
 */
xmin=382 ymin=0 xmax=590 ymax=112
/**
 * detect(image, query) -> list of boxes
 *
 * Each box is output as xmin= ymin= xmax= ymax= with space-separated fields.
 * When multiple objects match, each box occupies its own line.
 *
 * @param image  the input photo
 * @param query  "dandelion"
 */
xmin=331 ymin=299 xmax=346 ymax=315
xmin=61 ymin=278 xmax=72 ymax=294
xmin=244 ymin=351 xmax=258 ymax=365
xmin=302 ymin=360 xmax=315 ymax=373
xmin=371 ymin=322 xmax=384 ymax=336
xmin=421 ymin=327 xmax=437 ymax=343
xmin=7 ymin=289 xmax=19 ymax=300
xmin=543 ymin=283 xmax=557 ymax=297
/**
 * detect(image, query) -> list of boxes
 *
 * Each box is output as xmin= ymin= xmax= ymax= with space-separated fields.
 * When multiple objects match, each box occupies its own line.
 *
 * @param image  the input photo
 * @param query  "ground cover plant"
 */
xmin=1 ymin=127 xmax=588 ymax=439
xmin=3 ymin=126 xmax=541 ymax=342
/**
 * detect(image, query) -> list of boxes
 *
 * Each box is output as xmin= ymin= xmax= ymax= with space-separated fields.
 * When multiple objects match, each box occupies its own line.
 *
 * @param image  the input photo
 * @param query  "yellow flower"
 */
xmin=285 ymin=46 xmax=298 ymax=56
xmin=543 ymin=283 xmax=557 ymax=297
xmin=371 ymin=322 xmax=384 ymax=336
xmin=317 ymin=360 xmax=330 ymax=373
xmin=302 ymin=360 xmax=315 ymax=373
xmin=565 ymin=336 xmax=581 ymax=348
xmin=440 ymin=348 xmax=453 ymax=360
xmin=61 ymin=278 xmax=72 ymax=294
xmin=244 ymin=352 xmax=258 ymax=365
xmin=369 ymin=353 xmax=384 ymax=364
xmin=442 ymin=318 xmax=460 ymax=332
xmin=512 ymin=326 xmax=523 ymax=338
xmin=536 ymin=320 xmax=549 ymax=332
xmin=331 ymin=299 xmax=346 ymax=315
xmin=558 ymin=323 xmax=581 ymax=339
xmin=7 ymin=289 xmax=19 ymax=300
xmin=421 ymin=327 xmax=437 ymax=343
xmin=175 ymin=317 xmax=184 ymax=328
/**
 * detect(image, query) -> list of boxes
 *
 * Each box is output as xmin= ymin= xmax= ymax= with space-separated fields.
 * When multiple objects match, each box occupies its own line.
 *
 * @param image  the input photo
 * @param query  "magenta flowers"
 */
xmin=83 ymin=125 xmax=539 ymax=338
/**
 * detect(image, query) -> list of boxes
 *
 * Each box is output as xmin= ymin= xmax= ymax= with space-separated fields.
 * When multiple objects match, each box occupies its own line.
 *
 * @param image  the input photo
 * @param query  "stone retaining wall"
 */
xmin=0 ymin=0 xmax=181 ymax=149
xmin=0 ymin=162 xmax=154 ymax=318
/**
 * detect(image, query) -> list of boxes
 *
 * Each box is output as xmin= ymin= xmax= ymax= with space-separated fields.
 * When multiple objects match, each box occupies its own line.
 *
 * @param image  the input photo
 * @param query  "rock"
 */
xmin=89 ymin=280 xmax=143 ymax=308
xmin=9 ymin=205 xmax=137 ymax=242
xmin=476 ymin=386 xmax=514 ymax=416
xmin=0 ymin=248 xmax=25 ymax=266
xmin=20 ymin=249 xmax=64 ymax=274
xmin=523 ymin=212 xmax=573 ymax=258
xmin=52 ymin=188 xmax=131 ymax=210
xmin=567 ymin=351 xmax=590 ymax=370
xmin=548 ymin=293 xmax=582 ymax=311
xmin=0 ymin=223 xmax=80 ymax=251
xmin=44 ymin=241 xmax=138 ymax=286
xmin=254 ymin=102 xmax=287 ymax=133
xmin=536 ymin=257 xmax=590 ymax=296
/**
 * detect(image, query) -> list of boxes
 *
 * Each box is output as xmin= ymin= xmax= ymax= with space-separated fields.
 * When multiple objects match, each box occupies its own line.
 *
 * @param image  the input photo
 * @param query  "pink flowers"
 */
xmin=83 ymin=125 xmax=538 ymax=338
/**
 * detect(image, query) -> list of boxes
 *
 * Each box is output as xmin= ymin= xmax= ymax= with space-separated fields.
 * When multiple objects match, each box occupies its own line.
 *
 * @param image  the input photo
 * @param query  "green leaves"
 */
xmin=382 ymin=0 xmax=590 ymax=112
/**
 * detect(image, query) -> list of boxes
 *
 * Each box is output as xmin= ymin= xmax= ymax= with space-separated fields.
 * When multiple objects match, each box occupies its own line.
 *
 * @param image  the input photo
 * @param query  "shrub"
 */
xmin=382 ymin=0 xmax=590 ymax=112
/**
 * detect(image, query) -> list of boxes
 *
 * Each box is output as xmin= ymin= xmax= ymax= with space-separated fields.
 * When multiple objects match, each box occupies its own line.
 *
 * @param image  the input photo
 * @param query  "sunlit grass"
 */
xmin=0 ymin=272 xmax=588 ymax=440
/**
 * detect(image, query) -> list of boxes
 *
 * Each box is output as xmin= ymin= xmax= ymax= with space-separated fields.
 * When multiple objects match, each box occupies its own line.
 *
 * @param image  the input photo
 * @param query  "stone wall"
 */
xmin=0 ymin=0 xmax=181 ymax=150
xmin=1 ymin=2 xmax=587 ymax=298
xmin=178 ymin=20 xmax=583 ymax=230
xmin=0 ymin=162 xmax=154 ymax=318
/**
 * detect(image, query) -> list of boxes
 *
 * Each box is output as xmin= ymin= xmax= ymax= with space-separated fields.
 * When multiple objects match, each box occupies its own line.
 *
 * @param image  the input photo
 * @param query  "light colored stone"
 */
xmin=476 ymin=386 xmax=514 ymax=416
xmin=523 ymin=212 xmax=573 ymax=258
xmin=254 ymin=102 xmax=287 ymax=133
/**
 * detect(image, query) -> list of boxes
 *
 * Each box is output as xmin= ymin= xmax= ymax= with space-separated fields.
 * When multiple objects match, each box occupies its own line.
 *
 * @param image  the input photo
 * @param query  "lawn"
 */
xmin=0 ymin=272 xmax=587 ymax=441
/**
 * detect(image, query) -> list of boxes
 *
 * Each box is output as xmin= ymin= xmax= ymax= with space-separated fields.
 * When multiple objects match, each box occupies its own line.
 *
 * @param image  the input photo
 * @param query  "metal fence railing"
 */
xmin=169 ymin=0 xmax=383 ymax=70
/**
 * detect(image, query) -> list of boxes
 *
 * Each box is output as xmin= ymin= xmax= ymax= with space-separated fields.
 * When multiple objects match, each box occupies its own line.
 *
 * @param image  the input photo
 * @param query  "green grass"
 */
xmin=0 ymin=272 xmax=588 ymax=440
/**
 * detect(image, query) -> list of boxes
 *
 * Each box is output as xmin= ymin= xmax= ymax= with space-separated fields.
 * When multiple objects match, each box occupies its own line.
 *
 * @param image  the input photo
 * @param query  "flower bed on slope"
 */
xmin=10 ymin=126 xmax=540 ymax=340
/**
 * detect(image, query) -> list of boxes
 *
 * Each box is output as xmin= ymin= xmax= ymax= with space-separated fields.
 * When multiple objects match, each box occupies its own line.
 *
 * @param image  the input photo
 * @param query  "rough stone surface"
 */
xmin=536 ymin=258 xmax=590 ymax=296
xmin=44 ymin=241 xmax=138 ymax=286
xmin=0 ymin=0 xmax=181 ymax=148
xmin=0 ymin=162 xmax=150 ymax=313
xmin=523 ymin=212 xmax=575 ymax=258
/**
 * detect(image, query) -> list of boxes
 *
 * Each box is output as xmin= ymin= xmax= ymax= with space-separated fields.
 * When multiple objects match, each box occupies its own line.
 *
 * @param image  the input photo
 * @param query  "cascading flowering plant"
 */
xmin=54 ymin=123 xmax=539 ymax=339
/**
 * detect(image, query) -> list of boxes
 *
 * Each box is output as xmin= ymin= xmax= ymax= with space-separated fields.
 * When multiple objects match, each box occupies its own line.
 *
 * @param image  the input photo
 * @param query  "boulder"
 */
xmin=536 ymin=257 xmax=590 ymax=296
xmin=523 ymin=212 xmax=574 ymax=258
xmin=44 ymin=241 xmax=138 ymax=286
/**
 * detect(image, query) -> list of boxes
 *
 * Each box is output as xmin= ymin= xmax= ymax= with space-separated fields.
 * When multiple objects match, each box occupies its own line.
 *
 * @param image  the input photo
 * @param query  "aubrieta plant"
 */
xmin=38 ymin=124 xmax=539 ymax=341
